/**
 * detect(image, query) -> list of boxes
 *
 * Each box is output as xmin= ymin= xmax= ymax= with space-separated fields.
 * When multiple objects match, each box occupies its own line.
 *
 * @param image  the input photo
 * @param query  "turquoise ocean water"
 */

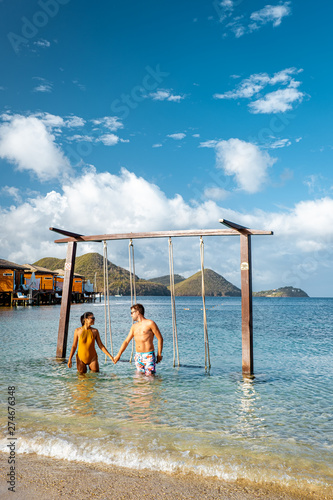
xmin=1 ymin=297 xmax=332 ymax=497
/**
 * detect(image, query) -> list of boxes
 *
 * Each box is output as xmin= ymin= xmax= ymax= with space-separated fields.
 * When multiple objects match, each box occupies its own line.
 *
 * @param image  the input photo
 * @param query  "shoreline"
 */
xmin=1 ymin=453 xmax=331 ymax=500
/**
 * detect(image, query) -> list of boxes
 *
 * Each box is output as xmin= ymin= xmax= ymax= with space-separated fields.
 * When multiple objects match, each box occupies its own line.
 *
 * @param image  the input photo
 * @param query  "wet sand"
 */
xmin=1 ymin=453 xmax=331 ymax=500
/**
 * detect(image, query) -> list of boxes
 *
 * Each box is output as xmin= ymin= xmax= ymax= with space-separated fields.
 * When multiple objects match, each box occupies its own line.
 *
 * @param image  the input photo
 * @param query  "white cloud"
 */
xmin=1 ymin=186 xmax=22 ymax=203
xmin=199 ymin=140 xmax=218 ymax=148
xmin=249 ymin=83 xmax=304 ymax=114
xmin=214 ymin=68 xmax=305 ymax=114
xmin=268 ymin=138 xmax=292 ymax=149
xmin=67 ymin=135 xmax=94 ymax=142
xmin=215 ymin=138 xmax=277 ymax=193
xmin=34 ymin=112 xmax=65 ymax=128
xmin=223 ymin=2 xmax=292 ymax=38
xmin=152 ymin=143 xmax=163 ymax=148
xmin=33 ymin=84 xmax=53 ymax=93
xmin=1 ymin=168 xmax=333 ymax=295
xmin=32 ymin=77 xmax=53 ymax=93
xmin=0 ymin=114 xmax=71 ymax=181
xmin=33 ymin=39 xmax=51 ymax=48
xmin=72 ymin=80 xmax=86 ymax=91
xmin=92 ymin=116 xmax=124 ymax=131
xmin=65 ymin=116 xmax=85 ymax=128
xmin=221 ymin=0 xmax=233 ymax=9
xmin=148 ymin=89 xmax=185 ymax=102
xmin=97 ymin=134 xmax=120 ymax=146
xmin=167 ymin=133 xmax=186 ymax=140
xmin=250 ymin=2 xmax=291 ymax=28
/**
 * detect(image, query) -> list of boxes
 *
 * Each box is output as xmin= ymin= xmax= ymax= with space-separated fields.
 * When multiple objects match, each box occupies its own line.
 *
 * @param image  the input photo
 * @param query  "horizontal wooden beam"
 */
xmin=51 ymin=227 xmax=273 ymax=244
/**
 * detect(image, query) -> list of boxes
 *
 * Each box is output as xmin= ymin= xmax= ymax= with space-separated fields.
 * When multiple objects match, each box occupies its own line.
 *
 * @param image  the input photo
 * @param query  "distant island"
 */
xmin=253 ymin=286 xmax=309 ymax=297
xmin=34 ymin=254 xmax=308 ymax=297
xmin=147 ymin=274 xmax=185 ymax=286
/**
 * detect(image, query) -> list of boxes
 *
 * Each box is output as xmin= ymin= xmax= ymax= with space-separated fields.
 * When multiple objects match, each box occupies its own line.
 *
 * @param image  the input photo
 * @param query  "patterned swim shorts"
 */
xmin=134 ymin=351 xmax=156 ymax=375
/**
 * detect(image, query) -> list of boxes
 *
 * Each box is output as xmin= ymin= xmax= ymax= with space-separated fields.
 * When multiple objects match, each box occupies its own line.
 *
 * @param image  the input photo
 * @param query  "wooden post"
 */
xmin=240 ymin=233 xmax=253 ymax=376
xmin=56 ymin=241 xmax=77 ymax=358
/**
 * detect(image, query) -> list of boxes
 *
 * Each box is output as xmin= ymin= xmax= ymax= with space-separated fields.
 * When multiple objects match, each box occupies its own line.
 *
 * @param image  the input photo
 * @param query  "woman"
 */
xmin=67 ymin=312 xmax=113 ymax=374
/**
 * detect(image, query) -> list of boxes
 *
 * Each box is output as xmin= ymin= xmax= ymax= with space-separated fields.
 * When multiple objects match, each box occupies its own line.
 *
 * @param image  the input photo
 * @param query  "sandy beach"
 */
xmin=1 ymin=453 xmax=331 ymax=500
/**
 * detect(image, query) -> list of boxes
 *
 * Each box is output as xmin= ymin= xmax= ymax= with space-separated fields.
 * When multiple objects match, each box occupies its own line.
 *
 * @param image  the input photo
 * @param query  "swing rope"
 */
xmin=128 ymin=239 xmax=137 ymax=362
xmin=103 ymin=241 xmax=114 ymax=359
xmin=200 ymin=236 xmax=211 ymax=371
xmin=168 ymin=237 xmax=180 ymax=367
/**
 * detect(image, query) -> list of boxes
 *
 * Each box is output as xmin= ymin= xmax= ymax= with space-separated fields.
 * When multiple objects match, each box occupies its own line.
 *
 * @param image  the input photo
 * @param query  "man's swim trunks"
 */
xmin=134 ymin=351 xmax=156 ymax=375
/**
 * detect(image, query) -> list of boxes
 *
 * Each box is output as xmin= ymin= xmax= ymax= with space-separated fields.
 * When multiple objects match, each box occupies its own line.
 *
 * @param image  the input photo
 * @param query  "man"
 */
xmin=67 ymin=312 xmax=113 ymax=374
xmin=113 ymin=304 xmax=163 ymax=375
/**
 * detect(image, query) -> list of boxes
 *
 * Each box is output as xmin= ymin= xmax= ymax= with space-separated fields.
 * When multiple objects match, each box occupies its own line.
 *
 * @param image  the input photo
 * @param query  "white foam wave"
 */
xmin=2 ymin=435 xmax=239 ymax=481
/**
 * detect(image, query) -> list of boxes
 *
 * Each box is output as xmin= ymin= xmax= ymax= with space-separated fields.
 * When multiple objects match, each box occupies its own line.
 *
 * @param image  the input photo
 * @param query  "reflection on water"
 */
xmin=236 ymin=377 xmax=265 ymax=438
xmin=66 ymin=375 xmax=99 ymax=417
xmin=126 ymin=373 xmax=163 ymax=424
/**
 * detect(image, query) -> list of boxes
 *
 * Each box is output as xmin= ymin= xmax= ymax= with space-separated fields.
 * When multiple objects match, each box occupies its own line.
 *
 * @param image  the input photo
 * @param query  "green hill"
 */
xmin=147 ymin=274 xmax=185 ymax=286
xmin=174 ymin=269 xmax=241 ymax=296
xmin=253 ymin=286 xmax=309 ymax=297
xmin=34 ymin=253 xmax=170 ymax=296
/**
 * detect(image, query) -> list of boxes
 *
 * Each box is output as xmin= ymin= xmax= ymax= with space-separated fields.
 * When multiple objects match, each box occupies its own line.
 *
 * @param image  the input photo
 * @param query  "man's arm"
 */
xmin=151 ymin=321 xmax=163 ymax=363
xmin=95 ymin=329 xmax=114 ymax=361
xmin=113 ymin=327 xmax=135 ymax=364
xmin=67 ymin=329 xmax=79 ymax=368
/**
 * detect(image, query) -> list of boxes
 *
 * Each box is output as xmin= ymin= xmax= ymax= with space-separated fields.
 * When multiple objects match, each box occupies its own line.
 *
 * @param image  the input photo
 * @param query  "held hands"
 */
xmin=156 ymin=355 xmax=163 ymax=364
xmin=67 ymin=359 xmax=72 ymax=368
xmin=113 ymin=354 xmax=120 ymax=364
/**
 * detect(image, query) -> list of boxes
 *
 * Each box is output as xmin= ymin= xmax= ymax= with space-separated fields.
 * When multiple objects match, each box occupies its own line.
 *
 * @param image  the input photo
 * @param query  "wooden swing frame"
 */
xmin=50 ymin=219 xmax=273 ymax=376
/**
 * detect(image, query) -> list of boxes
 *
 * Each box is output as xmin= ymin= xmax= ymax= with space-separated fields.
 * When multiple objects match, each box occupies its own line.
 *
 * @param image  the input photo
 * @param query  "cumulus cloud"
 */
xmin=167 ymin=133 xmax=186 ymax=140
xmin=91 ymin=116 xmax=124 ymax=131
xmin=0 ymin=112 xmax=128 ymax=176
xmin=148 ymin=89 xmax=185 ymax=102
xmin=214 ymin=68 xmax=305 ymax=113
xmin=0 ymin=114 xmax=71 ymax=181
xmin=1 ymin=186 xmax=22 ymax=203
xmin=33 ymin=83 xmax=53 ymax=93
xmin=0 ymin=168 xmax=222 ymax=267
xmin=97 ymin=134 xmax=120 ymax=146
xmin=249 ymin=83 xmax=304 ymax=113
xmin=65 ymin=116 xmax=86 ymax=128
xmin=1 ymin=167 xmax=333 ymax=295
xmin=215 ymin=138 xmax=277 ymax=193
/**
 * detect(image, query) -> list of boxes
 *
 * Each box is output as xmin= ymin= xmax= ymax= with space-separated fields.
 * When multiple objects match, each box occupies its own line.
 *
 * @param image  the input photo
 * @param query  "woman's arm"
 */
xmin=95 ymin=329 xmax=114 ymax=361
xmin=113 ymin=328 xmax=135 ymax=364
xmin=67 ymin=329 xmax=79 ymax=368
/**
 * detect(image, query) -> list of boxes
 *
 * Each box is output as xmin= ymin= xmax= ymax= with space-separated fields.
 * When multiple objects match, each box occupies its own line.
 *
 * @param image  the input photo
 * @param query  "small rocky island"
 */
xmin=253 ymin=286 xmax=309 ymax=297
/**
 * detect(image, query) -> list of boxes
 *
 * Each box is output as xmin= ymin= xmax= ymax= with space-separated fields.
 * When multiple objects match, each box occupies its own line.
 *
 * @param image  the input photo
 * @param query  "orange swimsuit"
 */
xmin=77 ymin=328 xmax=97 ymax=364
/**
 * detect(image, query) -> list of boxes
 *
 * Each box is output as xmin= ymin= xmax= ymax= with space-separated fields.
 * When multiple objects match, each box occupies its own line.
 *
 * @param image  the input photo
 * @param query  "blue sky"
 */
xmin=1 ymin=0 xmax=333 ymax=296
